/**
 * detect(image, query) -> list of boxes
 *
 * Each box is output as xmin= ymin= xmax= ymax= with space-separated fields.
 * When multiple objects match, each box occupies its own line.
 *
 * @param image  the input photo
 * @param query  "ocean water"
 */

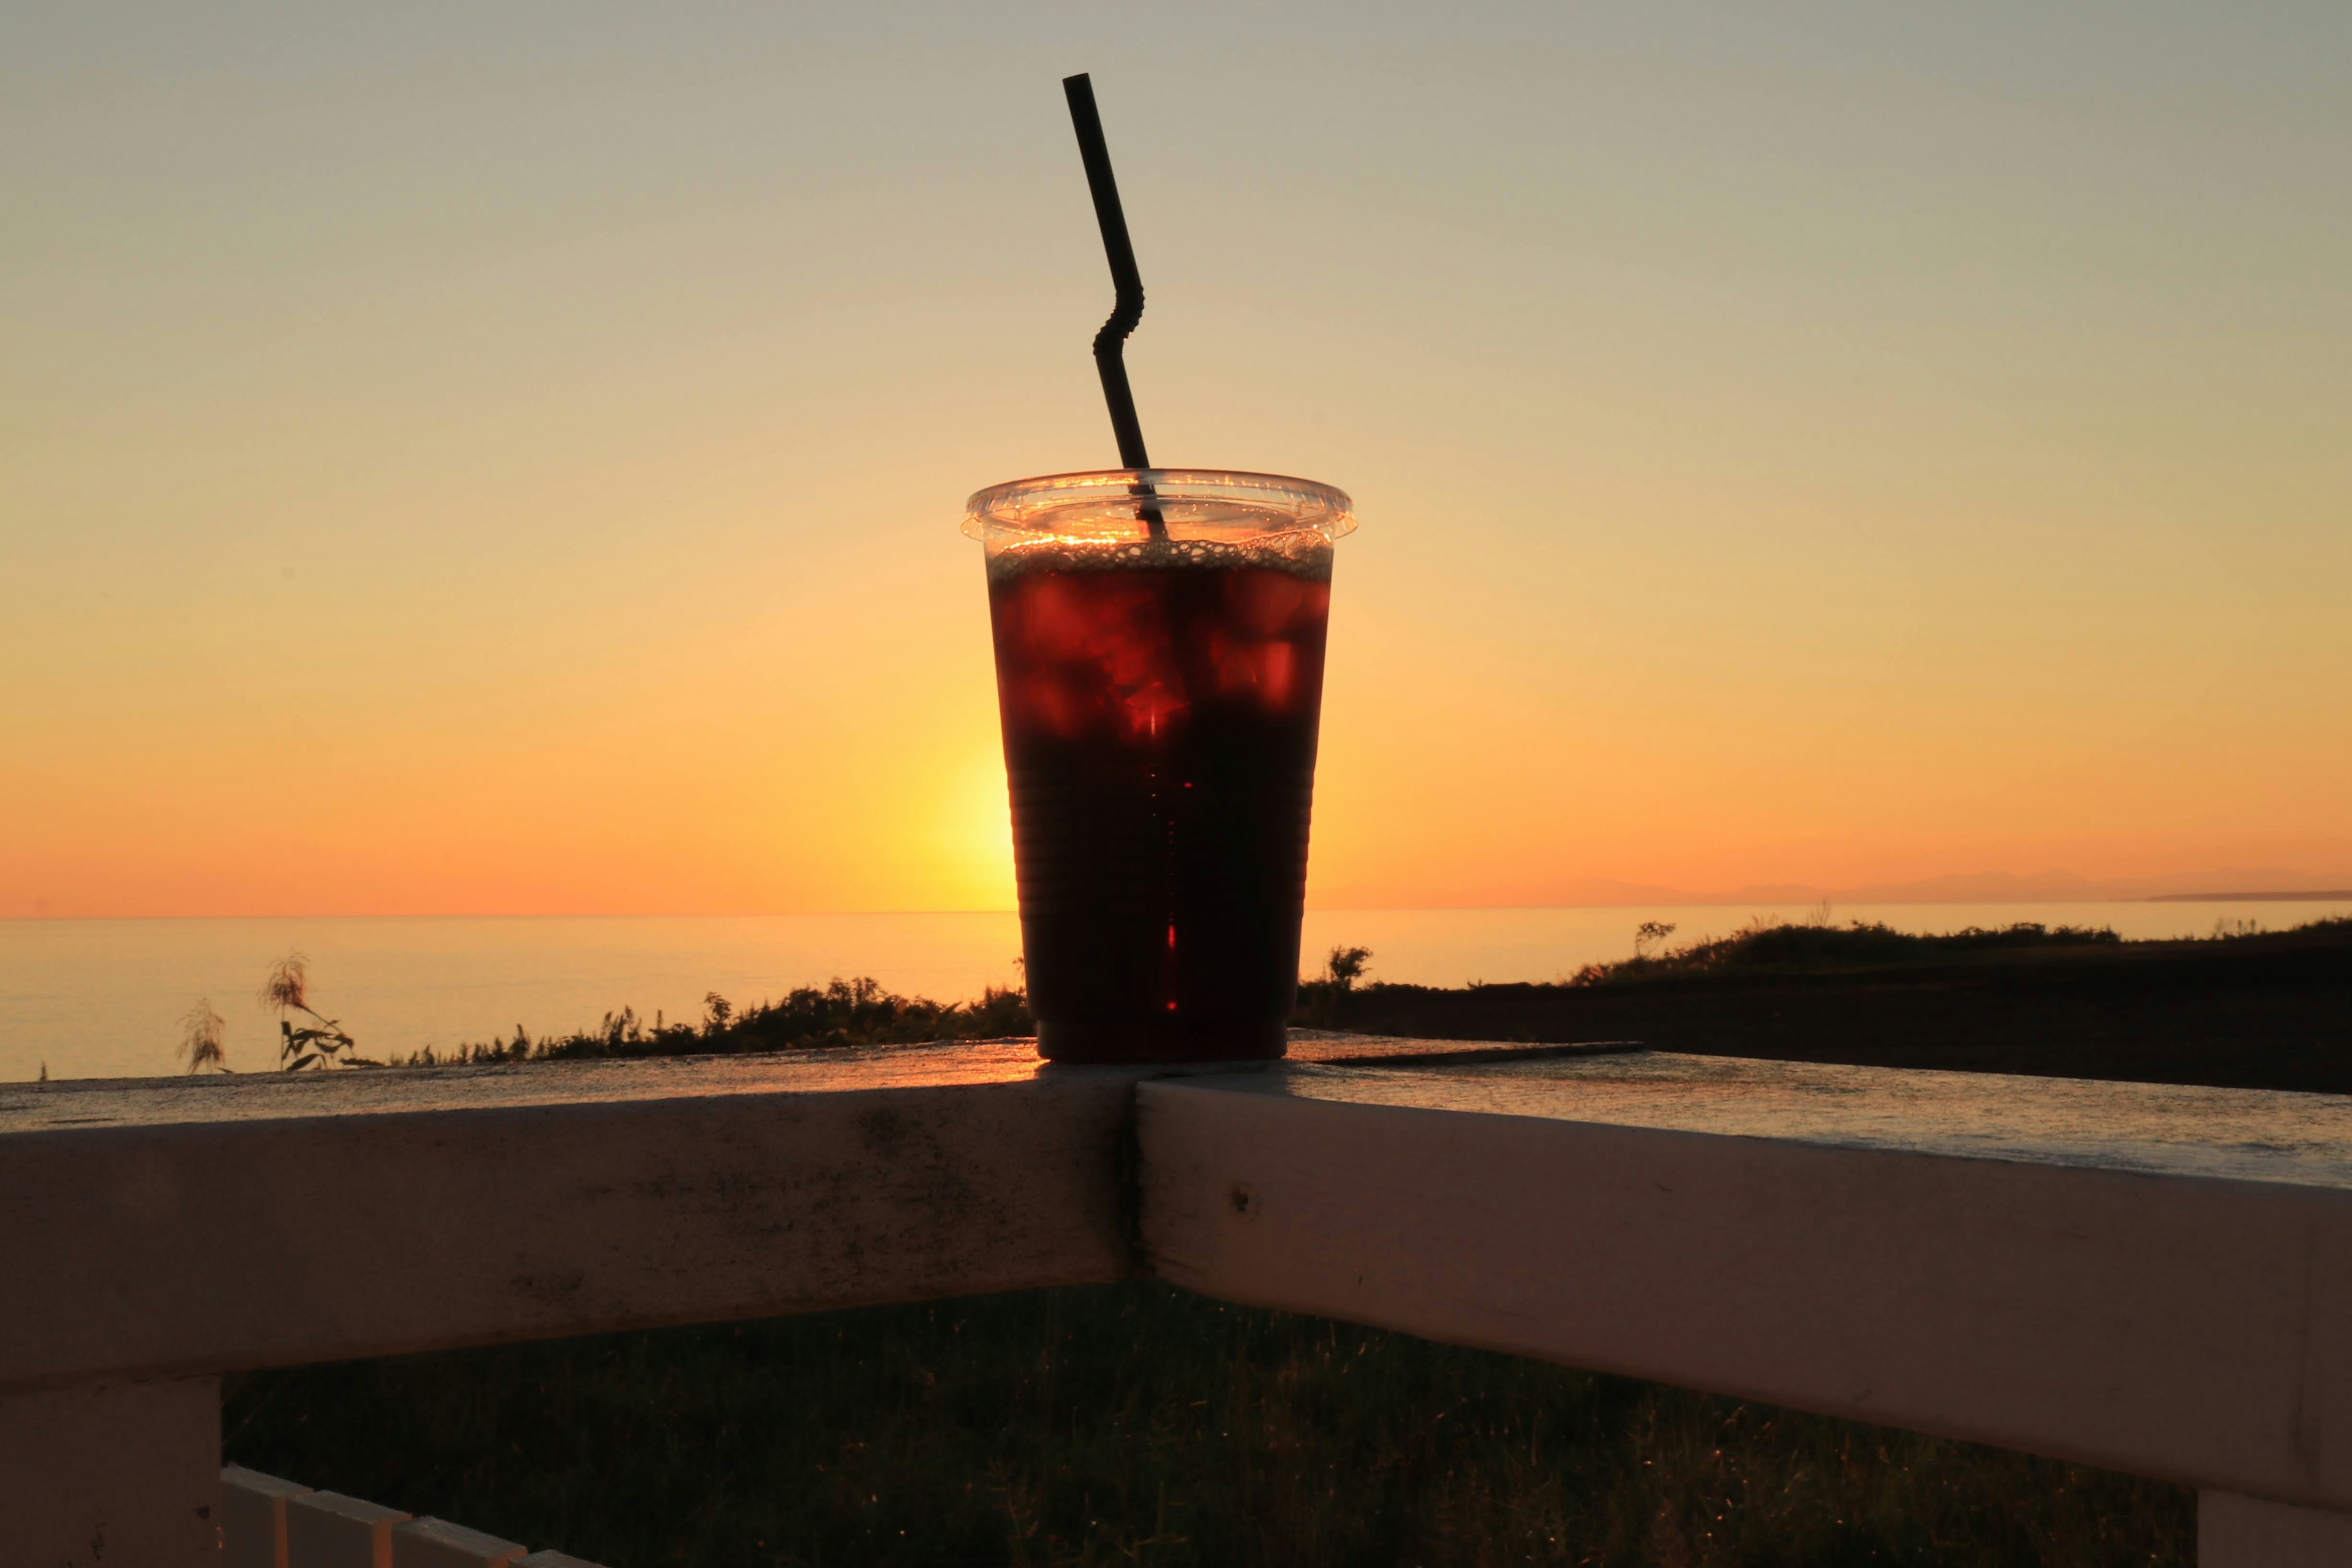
xmin=4 ymin=900 xmax=2344 ymax=1084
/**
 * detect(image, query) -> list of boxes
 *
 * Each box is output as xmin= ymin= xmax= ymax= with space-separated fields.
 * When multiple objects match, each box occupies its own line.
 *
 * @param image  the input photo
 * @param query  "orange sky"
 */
xmin=5 ymin=3 xmax=2348 ymax=917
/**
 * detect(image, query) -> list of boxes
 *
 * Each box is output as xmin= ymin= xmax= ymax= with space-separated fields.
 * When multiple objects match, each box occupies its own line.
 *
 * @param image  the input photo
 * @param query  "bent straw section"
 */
xmin=1062 ymin=72 xmax=1166 ymax=539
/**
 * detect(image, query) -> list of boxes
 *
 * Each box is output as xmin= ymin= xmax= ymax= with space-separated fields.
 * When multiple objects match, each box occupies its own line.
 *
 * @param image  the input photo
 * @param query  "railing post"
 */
xmin=0 ymin=1375 xmax=221 ymax=1568
xmin=2199 ymin=1490 xmax=2352 ymax=1566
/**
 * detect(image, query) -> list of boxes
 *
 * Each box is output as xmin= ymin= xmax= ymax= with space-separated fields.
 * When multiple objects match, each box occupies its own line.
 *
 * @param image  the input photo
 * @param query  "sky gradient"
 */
xmin=6 ymin=1 xmax=2348 ymax=916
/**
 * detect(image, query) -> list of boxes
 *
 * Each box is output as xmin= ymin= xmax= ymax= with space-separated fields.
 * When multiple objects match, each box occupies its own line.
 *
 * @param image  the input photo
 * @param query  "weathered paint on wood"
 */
xmin=0 ymin=1042 xmax=1137 ymax=1393
xmin=390 ymin=1517 xmax=527 ymax=1568
xmin=223 ymin=1465 xmax=312 ymax=1568
xmin=0 ymin=1036 xmax=1591 ymax=1395
xmin=286 ymin=1492 xmax=409 ymax=1568
xmin=1139 ymin=1053 xmax=2352 ymax=1512
xmin=0 ymin=1376 xmax=221 ymax=1568
xmin=1182 ymin=1049 xmax=2352 ymax=1186
xmin=2200 ymin=1490 xmax=2352 ymax=1567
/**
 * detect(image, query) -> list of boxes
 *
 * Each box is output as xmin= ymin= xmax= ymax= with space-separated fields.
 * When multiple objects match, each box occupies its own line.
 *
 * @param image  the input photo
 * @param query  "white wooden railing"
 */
xmin=217 ymin=1466 xmax=598 ymax=1568
xmin=5 ymin=1035 xmax=2350 ymax=1567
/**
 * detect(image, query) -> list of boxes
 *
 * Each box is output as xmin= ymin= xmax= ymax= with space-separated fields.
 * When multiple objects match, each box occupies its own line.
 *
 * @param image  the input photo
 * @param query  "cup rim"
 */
xmin=962 ymin=468 xmax=1354 ymax=541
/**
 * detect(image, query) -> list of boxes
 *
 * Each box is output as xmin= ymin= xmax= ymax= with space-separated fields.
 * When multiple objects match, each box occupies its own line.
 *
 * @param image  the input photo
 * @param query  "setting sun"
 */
xmin=935 ymin=746 xmax=1017 ymax=911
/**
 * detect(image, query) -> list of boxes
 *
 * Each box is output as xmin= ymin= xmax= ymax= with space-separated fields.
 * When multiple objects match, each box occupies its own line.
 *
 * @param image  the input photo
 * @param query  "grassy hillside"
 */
xmin=226 ymin=1283 xmax=2186 ymax=1568
xmin=1306 ymin=917 xmax=2352 ymax=1092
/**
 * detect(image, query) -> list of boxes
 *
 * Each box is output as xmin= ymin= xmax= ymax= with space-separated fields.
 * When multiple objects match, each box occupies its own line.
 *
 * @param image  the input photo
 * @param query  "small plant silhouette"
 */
xmin=260 ymin=952 xmax=372 ymax=1069
xmin=179 ymin=998 xmax=231 ymax=1073
xmin=1294 ymin=944 xmax=1374 ymax=1028
xmin=1323 ymin=945 xmax=1373 ymax=991
xmin=1634 ymin=921 xmax=1678 ymax=959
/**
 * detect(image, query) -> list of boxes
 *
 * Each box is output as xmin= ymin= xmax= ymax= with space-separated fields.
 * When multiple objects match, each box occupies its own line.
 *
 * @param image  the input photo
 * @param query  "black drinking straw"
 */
xmin=1062 ymin=72 xmax=1167 ymax=538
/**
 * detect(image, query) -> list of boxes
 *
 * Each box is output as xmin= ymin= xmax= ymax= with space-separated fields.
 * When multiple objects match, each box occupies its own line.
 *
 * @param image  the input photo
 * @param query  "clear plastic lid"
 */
xmin=962 ymin=469 xmax=1355 ymax=552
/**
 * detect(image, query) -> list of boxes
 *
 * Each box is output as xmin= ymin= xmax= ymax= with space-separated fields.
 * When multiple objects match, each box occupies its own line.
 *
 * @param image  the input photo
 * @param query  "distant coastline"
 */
xmin=13 ymin=900 xmax=2352 ymax=1084
xmin=2147 ymin=890 xmax=2352 ymax=902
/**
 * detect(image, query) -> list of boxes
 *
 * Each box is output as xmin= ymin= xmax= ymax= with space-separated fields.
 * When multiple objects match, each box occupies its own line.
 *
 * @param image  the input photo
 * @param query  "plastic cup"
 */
xmin=963 ymin=470 xmax=1357 ymax=1062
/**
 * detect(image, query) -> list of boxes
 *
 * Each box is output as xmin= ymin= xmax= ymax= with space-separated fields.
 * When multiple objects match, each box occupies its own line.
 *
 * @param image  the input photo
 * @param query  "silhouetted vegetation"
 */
xmin=1319 ymin=915 xmax=2352 ymax=1095
xmin=399 ymin=978 xmax=1033 ymax=1068
xmin=260 ymin=951 xmax=375 ymax=1069
xmin=383 ymin=916 xmax=2351 ymax=1092
xmin=1562 ymin=915 xmax=2124 ymax=986
xmin=178 ymin=998 xmax=229 ymax=1073
xmin=1294 ymin=943 xmax=1375 ymax=1028
xmin=171 ymin=952 xmax=370 ymax=1072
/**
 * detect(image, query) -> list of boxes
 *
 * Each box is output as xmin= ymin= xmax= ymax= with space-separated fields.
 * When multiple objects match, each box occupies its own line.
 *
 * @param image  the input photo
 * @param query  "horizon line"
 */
xmin=12 ymin=891 xmax=2352 ymax=923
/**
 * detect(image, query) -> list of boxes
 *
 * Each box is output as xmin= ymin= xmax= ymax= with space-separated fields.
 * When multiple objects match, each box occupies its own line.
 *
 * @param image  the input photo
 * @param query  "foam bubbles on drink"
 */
xmin=984 ymin=530 xmax=1335 ymax=586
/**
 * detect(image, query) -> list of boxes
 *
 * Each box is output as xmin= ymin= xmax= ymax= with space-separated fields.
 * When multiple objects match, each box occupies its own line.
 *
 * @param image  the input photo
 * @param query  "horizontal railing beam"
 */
xmin=0 ymin=1035 xmax=1608 ymax=1395
xmin=1138 ymin=1054 xmax=2352 ymax=1513
xmin=0 ymin=1044 xmax=1135 ymax=1393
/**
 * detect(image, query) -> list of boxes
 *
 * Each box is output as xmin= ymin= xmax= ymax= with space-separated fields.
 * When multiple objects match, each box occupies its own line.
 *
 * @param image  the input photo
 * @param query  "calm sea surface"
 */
xmin=6 ymin=901 xmax=2345 ymax=1084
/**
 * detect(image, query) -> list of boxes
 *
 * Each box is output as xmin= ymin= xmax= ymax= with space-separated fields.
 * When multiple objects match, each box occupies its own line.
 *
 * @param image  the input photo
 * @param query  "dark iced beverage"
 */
xmin=965 ymin=471 xmax=1354 ymax=1061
